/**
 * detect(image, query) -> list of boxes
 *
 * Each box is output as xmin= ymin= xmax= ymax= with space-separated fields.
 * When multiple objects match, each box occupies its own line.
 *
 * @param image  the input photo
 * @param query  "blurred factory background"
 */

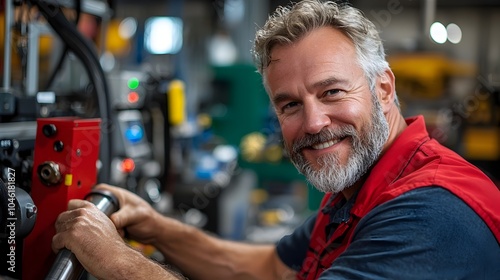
xmin=0 ymin=0 xmax=499 ymax=277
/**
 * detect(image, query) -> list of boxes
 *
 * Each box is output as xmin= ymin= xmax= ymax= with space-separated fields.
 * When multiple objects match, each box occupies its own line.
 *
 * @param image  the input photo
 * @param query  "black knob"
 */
xmin=53 ymin=140 xmax=64 ymax=152
xmin=42 ymin=124 xmax=57 ymax=138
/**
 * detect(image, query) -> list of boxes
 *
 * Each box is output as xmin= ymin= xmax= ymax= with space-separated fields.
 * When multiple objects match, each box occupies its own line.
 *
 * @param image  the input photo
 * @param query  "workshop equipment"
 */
xmin=22 ymin=117 xmax=101 ymax=280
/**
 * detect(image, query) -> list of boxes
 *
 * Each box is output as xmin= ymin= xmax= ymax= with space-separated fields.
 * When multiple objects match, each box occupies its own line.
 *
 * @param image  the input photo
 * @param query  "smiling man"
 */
xmin=265 ymin=26 xmax=398 ymax=198
xmin=52 ymin=1 xmax=500 ymax=279
xmin=254 ymin=1 xmax=500 ymax=278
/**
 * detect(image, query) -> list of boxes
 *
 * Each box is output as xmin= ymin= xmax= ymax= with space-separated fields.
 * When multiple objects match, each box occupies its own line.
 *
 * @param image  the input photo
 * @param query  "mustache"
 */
xmin=291 ymin=125 xmax=357 ymax=154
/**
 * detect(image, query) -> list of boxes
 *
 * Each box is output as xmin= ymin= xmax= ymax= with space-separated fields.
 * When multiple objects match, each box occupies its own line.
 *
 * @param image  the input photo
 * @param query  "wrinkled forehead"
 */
xmin=263 ymin=27 xmax=359 ymax=88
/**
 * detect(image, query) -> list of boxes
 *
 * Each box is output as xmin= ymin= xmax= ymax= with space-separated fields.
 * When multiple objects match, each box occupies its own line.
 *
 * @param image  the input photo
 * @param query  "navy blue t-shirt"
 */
xmin=276 ymin=187 xmax=500 ymax=279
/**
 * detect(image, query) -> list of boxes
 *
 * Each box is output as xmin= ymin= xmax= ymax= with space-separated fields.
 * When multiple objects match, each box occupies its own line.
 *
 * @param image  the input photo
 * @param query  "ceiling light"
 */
xmin=447 ymin=23 xmax=462 ymax=44
xmin=430 ymin=22 xmax=447 ymax=44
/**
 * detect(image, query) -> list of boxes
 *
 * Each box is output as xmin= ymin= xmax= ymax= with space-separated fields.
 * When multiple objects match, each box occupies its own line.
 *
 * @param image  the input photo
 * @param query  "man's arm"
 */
xmin=145 ymin=214 xmax=295 ymax=279
xmin=90 ymin=184 xmax=295 ymax=279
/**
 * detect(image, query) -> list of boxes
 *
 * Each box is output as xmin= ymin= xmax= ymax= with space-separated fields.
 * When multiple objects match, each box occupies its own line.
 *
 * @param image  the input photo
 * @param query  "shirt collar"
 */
xmin=351 ymin=115 xmax=430 ymax=217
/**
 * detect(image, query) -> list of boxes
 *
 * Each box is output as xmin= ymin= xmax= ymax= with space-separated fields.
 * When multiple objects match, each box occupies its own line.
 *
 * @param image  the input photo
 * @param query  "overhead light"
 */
xmin=430 ymin=22 xmax=447 ymax=44
xmin=144 ymin=17 xmax=183 ymax=54
xmin=446 ymin=23 xmax=462 ymax=44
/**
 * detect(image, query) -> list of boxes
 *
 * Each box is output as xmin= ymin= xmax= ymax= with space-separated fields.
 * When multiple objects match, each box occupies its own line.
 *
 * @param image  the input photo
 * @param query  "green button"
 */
xmin=128 ymin=77 xmax=140 ymax=90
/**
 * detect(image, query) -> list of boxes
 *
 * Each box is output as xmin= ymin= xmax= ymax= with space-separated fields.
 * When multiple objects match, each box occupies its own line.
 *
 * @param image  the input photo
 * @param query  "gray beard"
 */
xmin=287 ymin=95 xmax=389 ymax=194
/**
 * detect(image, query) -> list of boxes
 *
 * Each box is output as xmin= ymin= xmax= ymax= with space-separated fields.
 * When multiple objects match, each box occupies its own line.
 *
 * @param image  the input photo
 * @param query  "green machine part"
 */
xmin=210 ymin=63 xmax=269 ymax=146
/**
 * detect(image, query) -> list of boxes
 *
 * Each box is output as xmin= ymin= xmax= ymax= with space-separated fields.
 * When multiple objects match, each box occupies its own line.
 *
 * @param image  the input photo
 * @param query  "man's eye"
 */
xmin=282 ymin=101 xmax=299 ymax=112
xmin=325 ymin=89 xmax=341 ymax=96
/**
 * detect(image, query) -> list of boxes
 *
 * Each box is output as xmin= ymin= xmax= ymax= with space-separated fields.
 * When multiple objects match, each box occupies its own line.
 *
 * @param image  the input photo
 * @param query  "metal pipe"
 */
xmin=422 ymin=0 xmax=436 ymax=39
xmin=45 ymin=190 xmax=120 ymax=280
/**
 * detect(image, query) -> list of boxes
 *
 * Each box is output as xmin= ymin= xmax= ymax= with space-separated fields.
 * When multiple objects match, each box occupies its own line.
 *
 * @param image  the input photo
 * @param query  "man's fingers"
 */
xmin=52 ymin=214 xmax=82 ymax=253
xmin=54 ymin=201 xmax=104 ymax=252
xmin=109 ymin=207 xmax=131 ymax=230
xmin=94 ymin=185 xmax=139 ymax=229
xmin=55 ymin=200 xmax=95 ymax=231
xmin=51 ymin=232 xmax=65 ymax=253
xmin=94 ymin=184 xmax=126 ymax=202
xmin=67 ymin=199 xmax=93 ymax=210
xmin=55 ymin=205 xmax=88 ymax=232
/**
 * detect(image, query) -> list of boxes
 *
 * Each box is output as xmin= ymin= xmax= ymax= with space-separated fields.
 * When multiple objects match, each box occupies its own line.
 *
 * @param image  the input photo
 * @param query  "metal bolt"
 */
xmin=38 ymin=161 xmax=62 ymax=186
xmin=76 ymin=149 xmax=81 ymax=156
xmin=26 ymin=203 xmax=37 ymax=219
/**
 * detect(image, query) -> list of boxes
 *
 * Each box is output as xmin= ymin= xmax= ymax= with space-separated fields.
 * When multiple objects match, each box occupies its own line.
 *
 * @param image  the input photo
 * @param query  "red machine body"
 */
xmin=22 ymin=117 xmax=101 ymax=279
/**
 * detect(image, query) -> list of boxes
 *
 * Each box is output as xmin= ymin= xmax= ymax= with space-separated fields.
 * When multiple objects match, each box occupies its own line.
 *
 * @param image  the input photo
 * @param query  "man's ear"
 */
xmin=376 ymin=69 xmax=396 ymax=113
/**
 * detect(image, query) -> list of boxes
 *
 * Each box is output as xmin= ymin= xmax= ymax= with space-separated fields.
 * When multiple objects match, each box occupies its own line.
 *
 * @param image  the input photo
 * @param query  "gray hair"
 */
xmin=253 ymin=0 xmax=390 ymax=94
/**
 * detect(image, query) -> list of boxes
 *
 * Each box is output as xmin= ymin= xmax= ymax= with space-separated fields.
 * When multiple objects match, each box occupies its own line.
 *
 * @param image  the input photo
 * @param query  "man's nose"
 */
xmin=302 ymin=103 xmax=331 ymax=135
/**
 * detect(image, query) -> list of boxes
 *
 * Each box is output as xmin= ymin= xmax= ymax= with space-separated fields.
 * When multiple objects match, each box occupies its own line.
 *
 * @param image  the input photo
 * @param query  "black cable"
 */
xmin=31 ymin=0 xmax=111 ymax=183
xmin=43 ymin=0 xmax=81 ymax=90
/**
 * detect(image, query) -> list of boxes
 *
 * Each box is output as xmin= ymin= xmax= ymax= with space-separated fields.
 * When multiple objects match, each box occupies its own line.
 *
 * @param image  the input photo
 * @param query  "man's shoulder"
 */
xmin=386 ymin=137 xmax=497 ymax=202
xmin=361 ymin=186 xmax=497 ymax=247
xmin=328 ymin=186 xmax=500 ymax=279
xmin=400 ymin=138 xmax=489 ymax=181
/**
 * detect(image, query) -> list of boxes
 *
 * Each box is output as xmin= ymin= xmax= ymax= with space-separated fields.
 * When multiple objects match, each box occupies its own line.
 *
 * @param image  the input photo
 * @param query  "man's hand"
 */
xmin=94 ymin=184 xmax=165 ymax=245
xmin=52 ymin=199 xmax=132 ymax=278
xmin=52 ymin=196 xmax=185 ymax=279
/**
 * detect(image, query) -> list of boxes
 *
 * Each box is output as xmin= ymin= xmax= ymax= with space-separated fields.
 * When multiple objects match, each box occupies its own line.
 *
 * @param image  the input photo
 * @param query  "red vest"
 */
xmin=298 ymin=116 xmax=500 ymax=280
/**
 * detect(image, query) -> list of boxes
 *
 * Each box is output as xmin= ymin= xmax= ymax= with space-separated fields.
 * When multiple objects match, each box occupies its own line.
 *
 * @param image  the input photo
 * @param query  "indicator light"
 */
xmin=125 ymin=124 xmax=144 ymax=143
xmin=128 ymin=91 xmax=139 ymax=103
xmin=121 ymin=158 xmax=135 ymax=173
xmin=128 ymin=77 xmax=140 ymax=90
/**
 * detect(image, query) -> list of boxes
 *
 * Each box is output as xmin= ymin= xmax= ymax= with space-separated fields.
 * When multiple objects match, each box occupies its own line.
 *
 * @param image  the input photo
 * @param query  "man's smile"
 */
xmin=311 ymin=136 xmax=347 ymax=150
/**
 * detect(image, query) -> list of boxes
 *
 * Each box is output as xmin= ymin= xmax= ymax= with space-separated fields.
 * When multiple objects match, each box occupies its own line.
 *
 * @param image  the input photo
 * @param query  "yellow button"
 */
xmin=65 ymin=174 xmax=73 ymax=186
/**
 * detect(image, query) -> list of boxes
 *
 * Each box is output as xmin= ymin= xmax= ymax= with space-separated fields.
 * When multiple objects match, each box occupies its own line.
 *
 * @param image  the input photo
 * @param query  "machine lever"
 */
xmin=45 ymin=190 xmax=120 ymax=280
